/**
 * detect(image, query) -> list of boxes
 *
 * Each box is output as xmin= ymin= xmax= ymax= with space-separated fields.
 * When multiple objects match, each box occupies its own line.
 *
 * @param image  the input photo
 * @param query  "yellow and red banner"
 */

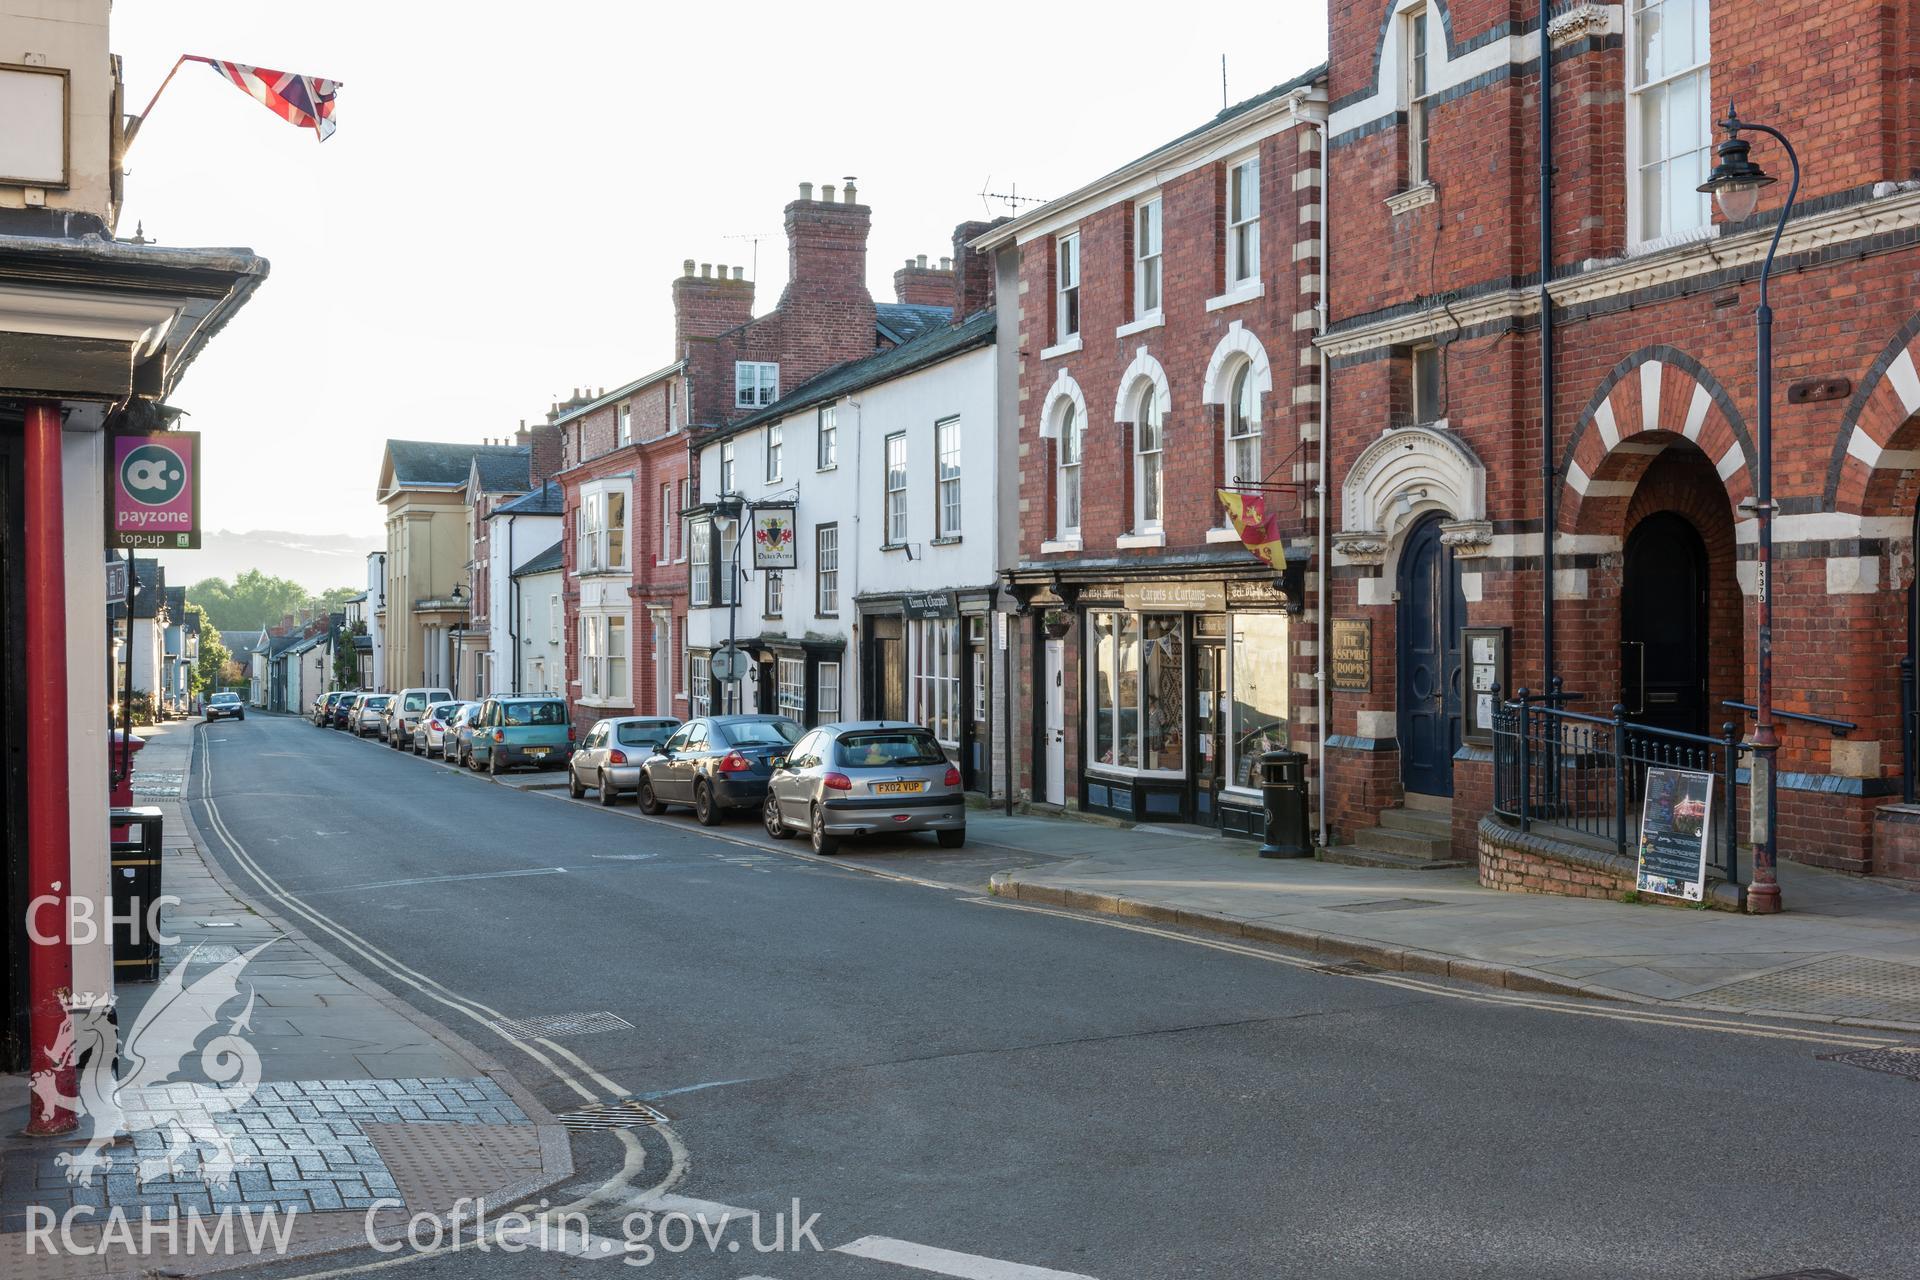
xmin=1218 ymin=489 xmax=1286 ymax=571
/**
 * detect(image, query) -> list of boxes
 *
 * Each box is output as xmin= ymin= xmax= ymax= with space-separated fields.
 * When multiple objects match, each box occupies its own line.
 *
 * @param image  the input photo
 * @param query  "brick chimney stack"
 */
xmin=673 ymin=258 xmax=756 ymax=354
xmin=515 ymin=419 xmax=564 ymax=483
xmin=893 ymin=253 xmax=955 ymax=308
xmin=780 ymin=180 xmax=873 ymax=311
xmin=950 ymin=218 xmax=1006 ymax=322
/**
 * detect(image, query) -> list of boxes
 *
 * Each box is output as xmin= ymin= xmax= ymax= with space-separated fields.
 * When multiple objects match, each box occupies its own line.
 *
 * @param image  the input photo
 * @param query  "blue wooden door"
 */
xmin=1396 ymin=513 xmax=1465 ymax=797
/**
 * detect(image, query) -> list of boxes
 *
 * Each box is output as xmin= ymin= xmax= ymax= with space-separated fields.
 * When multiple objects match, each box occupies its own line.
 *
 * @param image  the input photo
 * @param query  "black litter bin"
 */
xmin=110 ymin=805 xmax=164 ymax=982
xmin=1256 ymin=749 xmax=1311 ymax=859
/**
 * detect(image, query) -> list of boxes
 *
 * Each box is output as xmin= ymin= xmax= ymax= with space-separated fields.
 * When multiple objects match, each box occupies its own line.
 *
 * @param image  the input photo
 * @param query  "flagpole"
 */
xmin=122 ymin=55 xmax=208 ymax=155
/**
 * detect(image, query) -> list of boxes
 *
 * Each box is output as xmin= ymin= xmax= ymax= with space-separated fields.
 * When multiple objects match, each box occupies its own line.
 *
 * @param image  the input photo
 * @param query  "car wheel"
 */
xmin=810 ymin=805 xmax=840 ymax=856
xmin=569 ymin=767 xmax=585 ymax=800
xmin=937 ymin=828 xmax=967 ymax=849
xmin=694 ymin=781 xmax=723 ymax=827
xmin=764 ymin=793 xmax=793 ymax=839
xmin=598 ymin=772 xmax=616 ymax=806
xmin=638 ymin=778 xmax=665 ymax=815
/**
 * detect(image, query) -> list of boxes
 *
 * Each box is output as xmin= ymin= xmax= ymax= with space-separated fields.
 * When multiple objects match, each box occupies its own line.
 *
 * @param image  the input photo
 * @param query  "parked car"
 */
xmin=569 ymin=715 xmax=680 ymax=805
xmin=330 ymin=692 xmax=361 ymax=729
xmin=384 ymin=686 xmax=453 ymax=749
xmin=637 ymin=714 xmax=802 ymax=826
xmin=314 ymin=691 xmax=347 ymax=726
xmin=350 ymin=693 xmax=393 ymax=737
xmin=204 ymin=691 xmax=246 ymax=722
xmin=466 ymin=695 xmax=573 ymax=775
xmin=447 ymin=701 xmax=486 ymax=767
xmin=412 ymin=700 xmax=473 ymax=758
xmin=763 ymin=721 xmax=965 ymax=854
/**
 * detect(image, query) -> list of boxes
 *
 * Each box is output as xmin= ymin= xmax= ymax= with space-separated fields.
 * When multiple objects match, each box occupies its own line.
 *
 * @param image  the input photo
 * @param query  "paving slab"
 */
xmin=978 ymin=810 xmax=1920 ymax=1030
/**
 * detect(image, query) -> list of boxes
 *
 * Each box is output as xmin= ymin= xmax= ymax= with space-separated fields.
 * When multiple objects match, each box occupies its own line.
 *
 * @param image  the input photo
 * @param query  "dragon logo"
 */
xmin=33 ymin=942 xmax=273 ymax=1188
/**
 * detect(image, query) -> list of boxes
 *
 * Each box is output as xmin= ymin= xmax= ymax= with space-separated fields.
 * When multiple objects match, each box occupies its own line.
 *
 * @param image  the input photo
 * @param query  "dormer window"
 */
xmin=735 ymin=361 xmax=778 ymax=408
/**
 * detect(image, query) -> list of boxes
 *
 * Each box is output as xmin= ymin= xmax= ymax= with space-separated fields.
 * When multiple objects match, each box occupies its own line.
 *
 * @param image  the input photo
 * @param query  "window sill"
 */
xmin=1626 ymin=222 xmax=1718 ymax=259
xmin=1088 ymin=763 xmax=1186 ymax=781
xmin=1116 ymin=530 xmax=1166 ymax=549
xmin=1385 ymin=182 xmax=1437 ymax=215
xmin=1039 ymin=537 xmax=1083 ymax=555
xmin=1205 ymin=526 xmax=1246 ymax=544
xmin=816 ymin=464 xmax=838 ymax=473
xmin=1039 ymin=336 xmax=1083 ymax=360
xmin=1204 ymin=281 xmax=1264 ymax=312
xmin=1115 ymin=311 xmax=1164 ymax=339
xmin=880 ymin=542 xmax=908 ymax=554
xmin=815 ymin=613 xmax=840 ymax=620
xmin=930 ymin=535 xmax=962 ymax=547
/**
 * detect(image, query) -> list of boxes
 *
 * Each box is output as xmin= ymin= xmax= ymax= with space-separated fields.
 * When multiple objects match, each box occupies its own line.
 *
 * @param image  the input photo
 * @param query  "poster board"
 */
xmin=1636 ymin=767 xmax=1714 ymax=901
xmin=1462 ymin=626 xmax=1508 ymax=745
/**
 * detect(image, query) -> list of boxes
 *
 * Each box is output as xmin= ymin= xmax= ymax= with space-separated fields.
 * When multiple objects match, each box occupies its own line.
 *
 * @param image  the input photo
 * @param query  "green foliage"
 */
xmin=188 ymin=569 xmax=359 ymax=635
xmin=334 ymin=620 xmax=366 ymax=689
xmin=186 ymin=601 xmax=229 ymax=698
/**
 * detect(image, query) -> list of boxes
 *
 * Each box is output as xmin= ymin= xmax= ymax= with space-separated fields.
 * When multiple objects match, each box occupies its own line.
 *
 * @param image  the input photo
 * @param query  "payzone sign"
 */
xmin=111 ymin=430 xmax=201 ymax=549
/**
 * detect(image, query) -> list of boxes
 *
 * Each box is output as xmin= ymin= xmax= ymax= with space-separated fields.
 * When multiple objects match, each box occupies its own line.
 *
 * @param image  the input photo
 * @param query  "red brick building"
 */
xmin=1319 ymin=0 xmax=1920 ymax=886
xmin=981 ymin=71 xmax=1329 ymax=834
xmin=553 ymin=183 xmax=960 ymax=737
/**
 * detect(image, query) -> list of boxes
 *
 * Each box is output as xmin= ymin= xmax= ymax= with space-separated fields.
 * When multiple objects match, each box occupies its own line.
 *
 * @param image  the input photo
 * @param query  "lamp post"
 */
xmin=449 ymin=581 xmax=467 ymax=697
xmin=1698 ymin=104 xmax=1799 ymax=915
xmin=714 ymin=495 xmax=747 ymax=714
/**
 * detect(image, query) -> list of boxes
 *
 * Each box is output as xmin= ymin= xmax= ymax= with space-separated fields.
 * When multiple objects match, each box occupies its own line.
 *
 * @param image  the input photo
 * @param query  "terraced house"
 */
xmin=1318 ymin=0 xmax=1920 ymax=891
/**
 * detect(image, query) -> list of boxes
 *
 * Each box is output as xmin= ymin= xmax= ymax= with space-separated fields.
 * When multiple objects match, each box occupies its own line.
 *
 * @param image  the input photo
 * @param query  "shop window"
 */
xmin=1089 ymin=611 xmax=1186 ymax=773
xmin=690 ymin=652 xmax=711 ymax=717
xmin=777 ymin=657 xmax=805 ymax=721
xmin=817 ymin=661 xmax=841 ymax=720
xmin=1227 ymin=613 xmax=1289 ymax=789
xmin=911 ymin=618 xmax=961 ymax=747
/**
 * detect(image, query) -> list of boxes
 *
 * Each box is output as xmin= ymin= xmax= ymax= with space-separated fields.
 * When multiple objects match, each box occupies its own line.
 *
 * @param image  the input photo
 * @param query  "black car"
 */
xmin=330 ymin=692 xmax=362 ymax=729
xmin=638 ymin=714 xmax=802 ymax=826
xmin=205 ymin=691 xmax=246 ymax=722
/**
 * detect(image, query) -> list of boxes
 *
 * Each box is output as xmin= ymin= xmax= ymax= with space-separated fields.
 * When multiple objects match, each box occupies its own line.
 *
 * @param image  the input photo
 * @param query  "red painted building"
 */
xmin=1319 ymin=0 xmax=1920 ymax=888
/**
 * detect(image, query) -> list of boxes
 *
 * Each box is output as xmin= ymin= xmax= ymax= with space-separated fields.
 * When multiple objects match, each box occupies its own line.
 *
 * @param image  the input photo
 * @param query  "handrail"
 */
xmin=1719 ymin=700 xmax=1855 ymax=737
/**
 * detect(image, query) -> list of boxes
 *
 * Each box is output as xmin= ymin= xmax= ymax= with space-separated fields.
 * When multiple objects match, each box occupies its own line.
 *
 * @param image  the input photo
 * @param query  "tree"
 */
xmin=334 ymin=620 xmax=366 ymax=690
xmin=188 ymin=571 xmax=360 ymax=635
xmin=313 ymin=586 xmax=362 ymax=615
xmin=186 ymin=602 xmax=230 ymax=697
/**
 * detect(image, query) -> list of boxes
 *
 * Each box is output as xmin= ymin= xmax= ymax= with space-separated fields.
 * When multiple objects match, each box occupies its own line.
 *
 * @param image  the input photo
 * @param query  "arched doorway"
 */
xmin=1621 ymin=511 xmax=1709 ymax=736
xmin=1397 ymin=512 xmax=1466 ymax=797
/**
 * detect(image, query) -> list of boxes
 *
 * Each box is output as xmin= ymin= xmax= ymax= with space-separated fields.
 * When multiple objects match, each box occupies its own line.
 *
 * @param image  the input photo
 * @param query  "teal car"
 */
xmin=467 ymin=695 xmax=574 ymax=776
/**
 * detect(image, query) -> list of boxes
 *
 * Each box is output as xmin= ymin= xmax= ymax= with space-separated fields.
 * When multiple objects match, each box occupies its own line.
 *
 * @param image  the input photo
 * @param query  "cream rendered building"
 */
xmin=376 ymin=441 xmax=529 ymax=691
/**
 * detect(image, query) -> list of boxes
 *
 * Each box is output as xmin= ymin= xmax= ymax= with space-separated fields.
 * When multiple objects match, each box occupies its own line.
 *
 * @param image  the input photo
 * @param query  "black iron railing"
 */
xmin=1492 ymin=681 xmax=1745 ymax=886
xmin=1902 ymin=656 xmax=1916 ymax=805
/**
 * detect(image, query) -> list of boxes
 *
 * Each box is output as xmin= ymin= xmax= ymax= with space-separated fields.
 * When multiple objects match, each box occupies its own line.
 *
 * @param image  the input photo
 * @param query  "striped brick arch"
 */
xmin=1558 ymin=346 xmax=1756 ymax=534
xmin=1823 ymin=311 xmax=1920 ymax=515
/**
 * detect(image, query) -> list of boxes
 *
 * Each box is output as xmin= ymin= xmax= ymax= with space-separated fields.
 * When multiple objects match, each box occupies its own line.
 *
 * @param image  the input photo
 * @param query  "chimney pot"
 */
xmin=844 ymin=182 xmax=857 ymax=204
xmin=799 ymin=182 xmax=813 ymax=201
xmin=701 ymin=263 xmax=712 ymax=278
xmin=941 ymin=256 xmax=952 ymax=271
xmin=682 ymin=257 xmax=695 ymax=276
xmin=732 ymin=265 xmax=744 ymax=280
xmin=716 ymin=264 xmax=727 ymax=278
xmin=916 ymin=254 xmax=928 ymax=269
xmin=905 ymin=258 xmax=915 ymax=269
xmin=821 ymin=184 xmax=836 ymax=203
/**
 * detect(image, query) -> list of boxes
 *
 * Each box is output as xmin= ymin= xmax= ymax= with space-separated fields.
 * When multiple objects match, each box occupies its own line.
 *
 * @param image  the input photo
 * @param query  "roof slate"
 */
xmin=386 ymin=440 xmax=529 ymax=488
xmin=513 ymin=538 xmax=566 ymax=577
xmin=875 ymin=302 xmax=951 ymax=345
xmin=495 ymin=481 xmax=566 ymax=516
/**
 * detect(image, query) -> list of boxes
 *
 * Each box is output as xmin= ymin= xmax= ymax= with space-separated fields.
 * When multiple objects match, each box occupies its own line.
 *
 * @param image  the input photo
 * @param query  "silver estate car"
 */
xmin=763 ymin=721 xmax=966 ymax=855
xmin=569 ymin=715 xmax=680 ymax=805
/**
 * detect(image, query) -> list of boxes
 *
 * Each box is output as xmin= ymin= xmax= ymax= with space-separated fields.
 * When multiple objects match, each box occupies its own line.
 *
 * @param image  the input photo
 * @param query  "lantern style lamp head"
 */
xmin=1697 ymin=110 xmax=1776 ymax=223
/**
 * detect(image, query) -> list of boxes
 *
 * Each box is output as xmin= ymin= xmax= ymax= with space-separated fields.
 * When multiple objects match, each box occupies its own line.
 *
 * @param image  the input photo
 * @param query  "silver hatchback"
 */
xmin=763 ymin=721 xmax=965 ymax=855
xmin=570 ymin=715 xmax=680 ymax=805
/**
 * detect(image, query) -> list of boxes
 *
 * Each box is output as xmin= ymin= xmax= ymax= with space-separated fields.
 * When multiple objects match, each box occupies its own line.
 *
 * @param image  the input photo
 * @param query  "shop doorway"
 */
xmin=1193 ymin=638 xmax=1224 ymax=823
xmin=1043 ymin=638 xmax=1066 ymax=806
xmin=1621 ymin=511 xmax=1709 ymax=736
xmin=1396 ymin=512 xmax=1465 ymax=797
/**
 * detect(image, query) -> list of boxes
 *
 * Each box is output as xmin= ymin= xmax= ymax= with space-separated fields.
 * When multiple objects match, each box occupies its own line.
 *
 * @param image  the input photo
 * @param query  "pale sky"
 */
xmin=116 ymin=1 xmax=1328 ymax=542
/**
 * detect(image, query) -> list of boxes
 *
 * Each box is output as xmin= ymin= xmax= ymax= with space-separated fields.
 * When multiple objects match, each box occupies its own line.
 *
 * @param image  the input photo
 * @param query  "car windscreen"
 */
xmin=211 ymin=694 xmax=239 ymax=704
xmin=616 ymin=723 xmax=674 ymax=747
xmin=835 ymin=731 xmax=947 ymax=768
xmin=720 ymin=719 xmax=802 ymax=747
xmin=403 ymin=693 xmax=428 ymax=711
xmin=502 ymin=701 xmax=566 ymax=726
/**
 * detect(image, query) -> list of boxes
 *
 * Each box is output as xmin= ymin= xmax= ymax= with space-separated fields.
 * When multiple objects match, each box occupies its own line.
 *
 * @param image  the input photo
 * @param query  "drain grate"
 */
xmin=1313 ymin=959 xmax=1385 ymax=976
xmin=489 ymin=1010 xmax=634 ymax=1041
xmin=1326 ymin=898 xmax=1446 ymax=914
xmin=1816 ymin=1046 xmax=1920 ymax=1081
xmin=556 ymin=1099 xmax=668 ymax=1132
xmin=1692 ymin=955 xmax=1920 ymax=1023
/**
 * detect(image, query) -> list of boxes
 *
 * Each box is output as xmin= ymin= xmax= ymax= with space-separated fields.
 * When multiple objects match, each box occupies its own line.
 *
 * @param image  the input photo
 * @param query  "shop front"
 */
xmin=857 ymin=587 xmax=998 ymax=795
xmin=1073 ymin=578 xmax=1293 ymax=835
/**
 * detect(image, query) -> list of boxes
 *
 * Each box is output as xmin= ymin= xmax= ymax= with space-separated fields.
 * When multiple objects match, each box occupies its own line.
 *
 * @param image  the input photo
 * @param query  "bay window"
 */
xmin=580 ymin=614 xmax=629 ymax=704
xmin=606 ymin=490 xmax=626 ymax=570
xmin=689 ymin=515 xmax=712 ymax=606
xmin=1089 ymin=610 xmax=1184 ymax=773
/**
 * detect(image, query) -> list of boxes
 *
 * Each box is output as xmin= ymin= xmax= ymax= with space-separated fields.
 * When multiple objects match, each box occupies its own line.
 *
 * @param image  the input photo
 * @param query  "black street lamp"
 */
xmin=1698 ymin=104 xmax=1800 ymax=916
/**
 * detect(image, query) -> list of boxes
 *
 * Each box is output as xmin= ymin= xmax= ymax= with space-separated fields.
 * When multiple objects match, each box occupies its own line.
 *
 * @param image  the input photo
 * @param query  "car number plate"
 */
xmin=873 ymin=780 xmax=924 ymax=794
xmin=526 ymin=747 xmax=549 ymax=758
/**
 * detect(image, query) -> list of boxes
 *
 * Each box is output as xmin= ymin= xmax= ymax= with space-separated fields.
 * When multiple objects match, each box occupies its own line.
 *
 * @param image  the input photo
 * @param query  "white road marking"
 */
xmin=625 ymin=1191 xmax=757 ymax=1219
xmin=308 ymin=866 xmax=568 ymax=894
xmin=836 ymin=1235 xmax=1101 ymax=1279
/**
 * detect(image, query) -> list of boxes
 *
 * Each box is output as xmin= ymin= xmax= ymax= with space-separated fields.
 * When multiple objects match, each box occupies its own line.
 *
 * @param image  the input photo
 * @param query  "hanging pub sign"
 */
xmin=750 ymin=505 xmax=796 ymax=570
xmin=902 ymin=590 xmax=957 ymax=619
xmin=1329 ymin=618 xmax=1372 ymax=693
xmin=110 ymin=430 xmax=201 ymax=549
xmin=1636 ymin=767 xmax=1715 ymax=902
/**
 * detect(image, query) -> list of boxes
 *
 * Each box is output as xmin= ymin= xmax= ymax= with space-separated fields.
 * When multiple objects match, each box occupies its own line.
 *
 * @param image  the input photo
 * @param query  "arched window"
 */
xmin=1226 ymin=361 xmax=1261 ymax=488
xmin=1057 ymin=403 xmax=1083 ymax=539
xmin=1134 ymin=386 xmax=1164 ymax=533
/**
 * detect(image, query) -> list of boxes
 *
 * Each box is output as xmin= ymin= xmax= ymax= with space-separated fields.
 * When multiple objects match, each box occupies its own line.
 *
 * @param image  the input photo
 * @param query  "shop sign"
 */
xmin=1225 ymin=578 xmax=1286 ymax=606
xmin=751 ymin=506 xmax=797 ymax=570
xmin=105 ymin=558 xmax=129 ymax=601
xmin=1636 ymin=767 xmax=1714 ymax=902
xmin=902 ymin=590 xmax=957 ymax=619
xmin=111 ymin=430 xmax=200 ymax=549
xmin=1122 ymin=580 xmax=1226 ymax=612
xmin=1330 ymin=618 xmax=1372 ymax=692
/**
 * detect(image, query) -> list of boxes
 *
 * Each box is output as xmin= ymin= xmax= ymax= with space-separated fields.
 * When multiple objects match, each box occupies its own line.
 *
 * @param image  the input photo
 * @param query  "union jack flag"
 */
xmin=195 ymin=57 xmax=340 ymax=141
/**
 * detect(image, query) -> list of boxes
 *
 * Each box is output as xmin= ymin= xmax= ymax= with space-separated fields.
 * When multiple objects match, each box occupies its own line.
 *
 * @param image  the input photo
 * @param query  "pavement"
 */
xmin=0 ymin=716 xmax=572 ymax=1278
xmin=979 ymin=812 xmax=1920 ymax=1031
